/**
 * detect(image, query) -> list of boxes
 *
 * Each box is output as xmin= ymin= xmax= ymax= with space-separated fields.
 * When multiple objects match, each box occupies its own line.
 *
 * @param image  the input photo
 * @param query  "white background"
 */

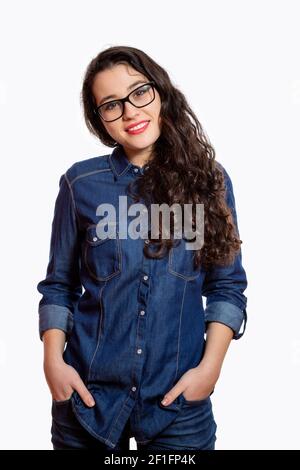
xmin=0 ymin=0 xmax=299 ymax=450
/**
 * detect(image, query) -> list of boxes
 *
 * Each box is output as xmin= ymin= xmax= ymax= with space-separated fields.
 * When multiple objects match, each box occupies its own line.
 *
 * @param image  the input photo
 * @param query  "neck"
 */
xmin=123 ymin=145 xmax=153 ymax=168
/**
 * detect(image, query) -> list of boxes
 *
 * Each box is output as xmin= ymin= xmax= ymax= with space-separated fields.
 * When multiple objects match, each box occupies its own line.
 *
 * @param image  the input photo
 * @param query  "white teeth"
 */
xmin=128 ymin=121 xmax=149 ymax=131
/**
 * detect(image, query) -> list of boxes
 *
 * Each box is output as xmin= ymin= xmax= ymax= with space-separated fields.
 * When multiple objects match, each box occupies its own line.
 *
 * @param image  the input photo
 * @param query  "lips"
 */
xmin=125 ymin=120 xmax=150 ymax=132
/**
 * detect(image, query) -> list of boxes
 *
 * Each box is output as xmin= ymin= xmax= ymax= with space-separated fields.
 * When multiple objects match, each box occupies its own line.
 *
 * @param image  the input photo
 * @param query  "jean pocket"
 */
xmin=51 ymin=390 xmax=83 ymax=437
xmin=52 ymin=390 xmax=75 ymax=406
xmin=157 ymin=395 xmax=181 ymax=410
xmin=83 ymin=224 xmax=121 ymax=282
xmin=179 ymin=392 xmax=211 ymax=407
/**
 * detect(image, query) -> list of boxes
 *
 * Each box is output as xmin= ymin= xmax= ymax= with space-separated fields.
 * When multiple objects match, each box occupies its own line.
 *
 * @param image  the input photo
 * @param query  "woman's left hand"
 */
xmin=160 ymin=362 xmax=220 ymax=406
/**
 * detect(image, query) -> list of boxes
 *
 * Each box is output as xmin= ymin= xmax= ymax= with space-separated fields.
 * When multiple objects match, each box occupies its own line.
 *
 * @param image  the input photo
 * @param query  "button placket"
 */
xmin=130 ymin=249 xmax=151 ymax=414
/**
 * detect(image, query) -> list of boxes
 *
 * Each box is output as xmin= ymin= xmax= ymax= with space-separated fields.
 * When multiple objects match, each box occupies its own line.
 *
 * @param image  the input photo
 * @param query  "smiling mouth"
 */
xmin=126 ymin=121 xmax=150 ymax=134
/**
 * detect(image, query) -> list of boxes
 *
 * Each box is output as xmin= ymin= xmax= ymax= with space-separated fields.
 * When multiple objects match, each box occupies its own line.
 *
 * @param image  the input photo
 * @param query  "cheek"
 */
xmin=154 ymin=102 xmax=162 ymax=123
xmin=104 ymin=123 xmax=120 ymax=138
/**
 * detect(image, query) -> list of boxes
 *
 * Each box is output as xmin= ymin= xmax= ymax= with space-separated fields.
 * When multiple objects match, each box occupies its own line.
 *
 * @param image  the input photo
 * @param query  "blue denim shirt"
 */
xmin=37 ymin=145 xmax=247 ymax=449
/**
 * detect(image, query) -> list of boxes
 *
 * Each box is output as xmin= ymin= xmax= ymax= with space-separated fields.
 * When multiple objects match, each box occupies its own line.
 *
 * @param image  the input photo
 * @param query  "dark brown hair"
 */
xmin=81 ymin=45 xmax=242 ymax=271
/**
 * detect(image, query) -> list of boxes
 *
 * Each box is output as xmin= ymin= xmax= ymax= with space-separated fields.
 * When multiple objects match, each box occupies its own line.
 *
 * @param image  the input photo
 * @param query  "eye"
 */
xmin=133 ymin=84 xmax=151 ymax=97
xmin=103 ymin=101 xmax=118 ymax=111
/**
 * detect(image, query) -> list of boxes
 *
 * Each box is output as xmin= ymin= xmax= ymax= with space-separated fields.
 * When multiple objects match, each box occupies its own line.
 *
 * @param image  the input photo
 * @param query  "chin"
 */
xmin=126 ymin=137 xmax=156 ymax=149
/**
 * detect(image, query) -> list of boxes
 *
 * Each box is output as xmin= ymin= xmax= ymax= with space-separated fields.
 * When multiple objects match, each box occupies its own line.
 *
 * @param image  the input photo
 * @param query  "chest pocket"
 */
xmin=83 ymin=224 xmax=121 ymax=282
xmin=168 ymin=239 xmax=201 ymax=280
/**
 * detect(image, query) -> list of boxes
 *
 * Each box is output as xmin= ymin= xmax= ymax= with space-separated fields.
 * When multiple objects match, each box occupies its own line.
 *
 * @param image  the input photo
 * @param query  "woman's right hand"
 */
xmin=43 ymin=358 xmax=95 ymax=407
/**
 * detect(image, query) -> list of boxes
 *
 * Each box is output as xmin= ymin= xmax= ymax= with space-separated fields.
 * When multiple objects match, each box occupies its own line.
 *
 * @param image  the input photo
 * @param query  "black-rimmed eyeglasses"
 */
xmin=94 ymin=81 xmax=156 ymax=122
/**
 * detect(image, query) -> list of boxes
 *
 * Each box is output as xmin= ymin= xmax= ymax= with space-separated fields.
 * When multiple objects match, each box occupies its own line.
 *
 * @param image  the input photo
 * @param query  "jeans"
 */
xmin=51 ymin=394 xmax=217 ymax=451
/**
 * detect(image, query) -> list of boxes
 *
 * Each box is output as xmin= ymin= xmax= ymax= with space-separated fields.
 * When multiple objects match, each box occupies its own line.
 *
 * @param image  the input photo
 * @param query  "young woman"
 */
xmin=37 ymin=45 xmax=248 ymax=451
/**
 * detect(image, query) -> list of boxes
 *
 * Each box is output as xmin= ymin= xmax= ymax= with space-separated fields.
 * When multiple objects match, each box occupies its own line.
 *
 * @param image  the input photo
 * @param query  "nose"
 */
xmin=123 ymin=101 xmax=139 ymax=119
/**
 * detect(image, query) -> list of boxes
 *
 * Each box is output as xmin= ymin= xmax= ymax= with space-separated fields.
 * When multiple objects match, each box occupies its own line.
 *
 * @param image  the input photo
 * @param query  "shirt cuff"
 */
xmin=204 ymin=300 xmax=247 ymax=340
xmin=39 ymin=304 xmax=74 ymax=341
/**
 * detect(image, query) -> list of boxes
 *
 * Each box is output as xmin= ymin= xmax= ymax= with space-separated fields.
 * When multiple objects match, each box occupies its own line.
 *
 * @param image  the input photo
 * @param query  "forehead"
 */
xmin=92 ymin=63 xmax=148 ymax=103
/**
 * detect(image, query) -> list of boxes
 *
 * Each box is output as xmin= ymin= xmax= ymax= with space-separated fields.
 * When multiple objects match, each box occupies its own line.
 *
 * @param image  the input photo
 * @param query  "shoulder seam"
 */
xmin=63 ymin=172 xmax=81 ymax=227
xmin=69 ymin=168 xmax=112 ymax=187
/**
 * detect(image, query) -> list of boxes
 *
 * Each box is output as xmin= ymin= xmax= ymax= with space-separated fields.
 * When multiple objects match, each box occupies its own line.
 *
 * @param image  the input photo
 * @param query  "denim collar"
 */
xmin=109 ymin=145 xmax=149 ymax=180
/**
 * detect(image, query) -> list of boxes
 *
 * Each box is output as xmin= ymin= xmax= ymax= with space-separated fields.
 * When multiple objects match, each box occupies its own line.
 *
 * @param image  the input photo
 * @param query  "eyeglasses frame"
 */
xmin=93 ymin=81 xmax=157 ymax=122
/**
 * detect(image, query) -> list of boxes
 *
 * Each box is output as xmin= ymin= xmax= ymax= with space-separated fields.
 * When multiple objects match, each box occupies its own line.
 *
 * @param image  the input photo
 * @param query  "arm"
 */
xmin=200 ymin=321 xmax=234 ymax=373
xmin=37 ymin=172 xmax=82 ymax=343
xmin=161 ymin=165 xmax=248 ymax=406
xmin=202 ymin=163 xmax=248 ymax=340
xmin=161 ymin=323 xmax=234 ymax=406
xmin=193 ymin=164 xmax=248 ymax=391
xmin=42 ymin=328 xmax=95 ymax=406
xmin=37 ymin=172 xmax=94 ymax=406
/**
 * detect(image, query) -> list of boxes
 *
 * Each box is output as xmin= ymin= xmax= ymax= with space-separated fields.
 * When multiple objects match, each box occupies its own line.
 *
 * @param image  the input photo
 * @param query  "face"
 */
xmin=92 ymin=63 xmax=162 ymax=165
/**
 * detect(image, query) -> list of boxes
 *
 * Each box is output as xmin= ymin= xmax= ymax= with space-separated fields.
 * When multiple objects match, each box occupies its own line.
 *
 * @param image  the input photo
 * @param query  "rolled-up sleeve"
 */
xmin=36 ymin=172 xmax=82 ymax=341
xmin=202 ymin=164 xmax=248 ymax=340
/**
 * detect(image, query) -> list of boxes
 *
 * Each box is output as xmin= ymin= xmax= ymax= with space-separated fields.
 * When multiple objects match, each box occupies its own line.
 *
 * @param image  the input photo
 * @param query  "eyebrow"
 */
xmin=98 ymin=80 xmax=147 ymax=105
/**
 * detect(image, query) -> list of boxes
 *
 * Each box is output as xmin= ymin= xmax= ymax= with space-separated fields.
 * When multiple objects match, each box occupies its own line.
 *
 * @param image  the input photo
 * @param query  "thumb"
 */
xmin=75 ymin=381 xmax=95 ymax=407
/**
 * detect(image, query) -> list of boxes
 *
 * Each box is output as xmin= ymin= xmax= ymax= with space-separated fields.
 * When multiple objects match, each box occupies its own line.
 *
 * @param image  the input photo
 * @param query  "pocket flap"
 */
xmin=85 ymin=224 xmax=118 ymax=246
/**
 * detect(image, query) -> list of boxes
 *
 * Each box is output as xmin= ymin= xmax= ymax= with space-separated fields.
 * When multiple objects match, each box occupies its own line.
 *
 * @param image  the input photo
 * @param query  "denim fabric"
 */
xmin=37 ymin=145 xmax=247 ymax=450
xmin=51 ymin=393 xmax=216 ymax=450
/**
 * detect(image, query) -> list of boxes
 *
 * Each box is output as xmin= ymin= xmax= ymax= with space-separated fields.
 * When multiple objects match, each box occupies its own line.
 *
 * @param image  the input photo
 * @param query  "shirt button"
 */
xmin=143 ymin=275 xmax=148 ymax=281
xmin=137 ymin=348 xmax=142 ymax=354
xmin=133 ymin=168 xmax=139 ymax=173
xmin=140 ymin=310 xmax=145 ymax=316
xmin=131 ymin=386 xmax=137 ymax=392
xmin=93 ymin=237 xmax=98 ymax=242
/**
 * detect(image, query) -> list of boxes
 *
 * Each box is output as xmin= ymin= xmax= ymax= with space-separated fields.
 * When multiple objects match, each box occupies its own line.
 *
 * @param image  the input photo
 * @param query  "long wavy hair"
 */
xmin=81 ymin=45 xmax=242 ymax=271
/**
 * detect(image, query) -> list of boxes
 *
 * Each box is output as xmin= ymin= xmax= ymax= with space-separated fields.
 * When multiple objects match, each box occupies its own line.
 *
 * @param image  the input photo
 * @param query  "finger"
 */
xmin=161 ymin=384 xmax=183 ymax=406
xmin=74 ymin=381 xmax=95 ymax=407
xmin=51 ymin=383 xmax=72 ymax=401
